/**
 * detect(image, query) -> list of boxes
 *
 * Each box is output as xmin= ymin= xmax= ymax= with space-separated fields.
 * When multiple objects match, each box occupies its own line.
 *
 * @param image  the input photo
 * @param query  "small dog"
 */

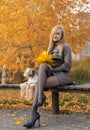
xmin=20 ymin=68 xmax=38 ymax=101
xmin=23 ymin=68 xmax=38 ymax=84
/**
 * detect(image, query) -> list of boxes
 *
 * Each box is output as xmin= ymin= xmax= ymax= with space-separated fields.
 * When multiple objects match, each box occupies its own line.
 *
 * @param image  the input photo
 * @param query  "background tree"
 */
xmin=0 ymin=0 xmax=89 ymax=83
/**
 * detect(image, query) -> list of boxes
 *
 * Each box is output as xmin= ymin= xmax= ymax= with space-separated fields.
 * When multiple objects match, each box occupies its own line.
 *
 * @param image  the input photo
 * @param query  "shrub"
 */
xmin=71 ymin=56 xmax=90 ymax=84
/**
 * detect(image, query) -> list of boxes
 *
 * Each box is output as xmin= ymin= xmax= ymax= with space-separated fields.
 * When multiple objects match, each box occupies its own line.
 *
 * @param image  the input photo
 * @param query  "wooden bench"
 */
xmin=0 ymin=83 xmax=90 ymax=114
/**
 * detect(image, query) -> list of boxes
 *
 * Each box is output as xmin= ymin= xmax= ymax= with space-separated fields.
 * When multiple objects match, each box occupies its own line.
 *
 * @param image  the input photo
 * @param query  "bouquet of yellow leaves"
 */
xmin=35 ymin=51 xmax=55 ymax=68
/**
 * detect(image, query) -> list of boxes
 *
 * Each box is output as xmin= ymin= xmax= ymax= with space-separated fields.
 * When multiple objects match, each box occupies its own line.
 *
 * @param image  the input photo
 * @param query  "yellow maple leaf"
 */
xmin=35 ymin=50 xmax=55 ymax=68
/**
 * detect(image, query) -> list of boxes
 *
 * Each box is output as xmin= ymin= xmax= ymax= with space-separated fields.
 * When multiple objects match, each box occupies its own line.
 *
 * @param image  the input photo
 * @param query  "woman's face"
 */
xmin=52 ymin=29 xmax=62 ymax=42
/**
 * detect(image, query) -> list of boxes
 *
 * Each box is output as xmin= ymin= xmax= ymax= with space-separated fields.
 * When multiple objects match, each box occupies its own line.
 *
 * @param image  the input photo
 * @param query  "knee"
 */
xmin=39 ymin=63 xmax=48 ymax=70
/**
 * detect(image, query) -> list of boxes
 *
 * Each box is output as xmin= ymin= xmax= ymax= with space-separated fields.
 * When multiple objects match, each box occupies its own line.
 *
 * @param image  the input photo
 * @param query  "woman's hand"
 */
xmin=47 ymin=63 xmax=53 ymax=71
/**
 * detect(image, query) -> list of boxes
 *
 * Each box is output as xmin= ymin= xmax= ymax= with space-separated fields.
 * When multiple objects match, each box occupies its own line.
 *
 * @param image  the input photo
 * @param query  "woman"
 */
xmin=23 ymin=25 xmax=73 ymax=128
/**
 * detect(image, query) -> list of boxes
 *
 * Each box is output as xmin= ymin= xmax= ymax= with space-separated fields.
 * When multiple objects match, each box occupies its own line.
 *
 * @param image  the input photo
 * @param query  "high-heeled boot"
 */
xmin=23 ymin=112 xmax=40 ymax=128
xmin=36 ymin=94 xmax=46 ymax=107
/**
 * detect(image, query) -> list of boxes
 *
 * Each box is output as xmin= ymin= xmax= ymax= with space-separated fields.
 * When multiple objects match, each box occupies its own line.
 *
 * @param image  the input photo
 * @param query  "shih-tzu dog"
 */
xmin=23 ymin=68 xmax=38 ymax=84
xmin=20 ymin=68 xmax=38 ymax=101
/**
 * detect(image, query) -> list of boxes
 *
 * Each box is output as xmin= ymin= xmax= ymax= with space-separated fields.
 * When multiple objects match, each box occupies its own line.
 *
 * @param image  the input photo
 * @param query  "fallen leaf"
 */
xmin=15 ymin=119 xmax=22 ymax=124
xmin=41 ymin=123 xmax=47 ymax=126
xmin=7 ymin=114 xmax=16 ymax=117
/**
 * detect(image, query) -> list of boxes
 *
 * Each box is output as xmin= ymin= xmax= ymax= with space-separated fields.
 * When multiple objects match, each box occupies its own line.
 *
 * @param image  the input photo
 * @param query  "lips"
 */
xmin=53 ymin=37 xmax=58 ymax=40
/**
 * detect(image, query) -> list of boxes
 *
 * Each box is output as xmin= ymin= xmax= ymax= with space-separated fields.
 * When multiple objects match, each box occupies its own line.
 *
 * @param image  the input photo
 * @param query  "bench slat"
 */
xmin=0 ymin=84 xmax=90 ymax=93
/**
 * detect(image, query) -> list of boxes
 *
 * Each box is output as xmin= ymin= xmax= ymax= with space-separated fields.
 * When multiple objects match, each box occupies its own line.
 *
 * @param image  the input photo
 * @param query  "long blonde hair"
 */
xmin=47 ymin=25 xmax=66 ymax=53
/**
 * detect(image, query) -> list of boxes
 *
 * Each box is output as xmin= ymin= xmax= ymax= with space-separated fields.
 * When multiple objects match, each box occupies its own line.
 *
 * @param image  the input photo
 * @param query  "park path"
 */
xmin=0 ymin=108 xmax=90 ymax=130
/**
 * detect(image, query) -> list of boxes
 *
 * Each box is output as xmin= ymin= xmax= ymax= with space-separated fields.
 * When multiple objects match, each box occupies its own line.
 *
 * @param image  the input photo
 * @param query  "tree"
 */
xmin=0 ymin=0 xmax=89 ymax=82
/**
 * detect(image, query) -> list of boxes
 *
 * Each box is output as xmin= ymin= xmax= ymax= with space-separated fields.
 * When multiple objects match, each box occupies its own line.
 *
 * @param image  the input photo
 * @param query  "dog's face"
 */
xmin=28 ymin=68 xmax=35 ymax=77
xmin=23 ymin=68 xmax=35 ymax=78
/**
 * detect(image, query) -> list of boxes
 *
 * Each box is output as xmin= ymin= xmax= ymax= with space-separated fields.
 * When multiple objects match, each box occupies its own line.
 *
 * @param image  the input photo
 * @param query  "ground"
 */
xmin=0 ymin=108 xmax=90 ymax=130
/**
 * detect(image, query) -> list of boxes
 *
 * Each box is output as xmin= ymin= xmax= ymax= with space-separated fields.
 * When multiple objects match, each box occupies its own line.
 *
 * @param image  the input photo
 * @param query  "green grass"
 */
xmin=71 ymin=56 xmax=90 ymax=85
xmin=0 ymin=99 xmax=20 ymax=104
xmin=73 ymin=79 xmax=90 ymax=85
xmin=78 ymin=96 xmax=89 ymax=104
xmin=68 ymin=102 xmax=75 ymax=106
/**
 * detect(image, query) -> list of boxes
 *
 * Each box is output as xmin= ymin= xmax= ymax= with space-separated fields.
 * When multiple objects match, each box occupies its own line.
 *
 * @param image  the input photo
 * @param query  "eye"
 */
xmin=56 ymin=32 xmax=60 ymax=35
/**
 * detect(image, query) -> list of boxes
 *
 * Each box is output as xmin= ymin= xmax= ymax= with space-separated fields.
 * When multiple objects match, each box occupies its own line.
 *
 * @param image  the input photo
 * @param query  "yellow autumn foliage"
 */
xmin=0 ymin=0 xmax=89 ymax=83
xmin=35 ymin=51 xmax=55 ymax=68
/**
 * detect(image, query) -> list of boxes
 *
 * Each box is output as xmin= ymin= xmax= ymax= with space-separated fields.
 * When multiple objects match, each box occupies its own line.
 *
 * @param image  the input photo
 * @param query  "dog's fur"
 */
xmin=23 ymin=68 xmax=38 ymax=84
xmin=20 ymin=68 xmax=38 ymax=101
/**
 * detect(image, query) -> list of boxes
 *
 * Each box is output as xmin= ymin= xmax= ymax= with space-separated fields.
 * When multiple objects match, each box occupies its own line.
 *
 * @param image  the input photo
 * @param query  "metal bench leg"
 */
xmin=52 ymin=91 xmax=59 ymax=114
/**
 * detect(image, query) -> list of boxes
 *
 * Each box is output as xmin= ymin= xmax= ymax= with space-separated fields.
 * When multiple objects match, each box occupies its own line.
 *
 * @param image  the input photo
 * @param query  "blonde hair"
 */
xmin=47 ymin=25 xmax=66 ymax=53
